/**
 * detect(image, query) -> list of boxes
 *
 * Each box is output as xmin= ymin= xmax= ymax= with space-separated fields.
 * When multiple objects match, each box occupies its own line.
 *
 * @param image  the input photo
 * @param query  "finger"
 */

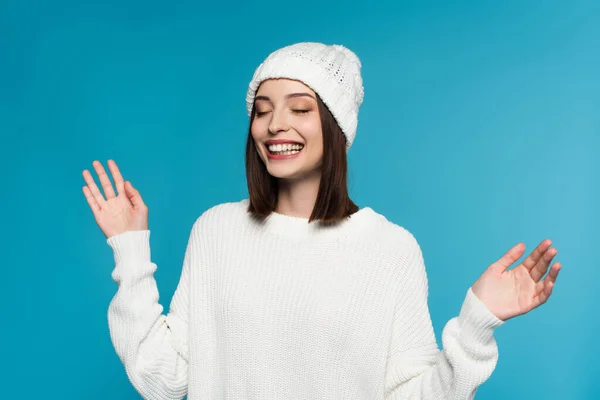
xmin=125 ymin=181 xmax=146 ymax=209
xmin=530 ymin=247 xmax=558 ymax=282
xmin=532 ymin=281 xmax=554 ymax=309
xmin=82 ymin=186 xmax=100 ymax=213
xmin=107 ymin=159 xmax=125 ymax=196
xmin=93 ymin=160 xmax=116 ymax=199
xmin=493 ymin=242 xmax=526 ymax=272
xmin=522 ymin=239 xmax=552 ymax=271
xmin=82 ymin=169 xmax=106 ymax=207
xmin=533 ymin=262 xmax=561 ymax=307
xmin=537 ymin=262 xmax=562 ymax=290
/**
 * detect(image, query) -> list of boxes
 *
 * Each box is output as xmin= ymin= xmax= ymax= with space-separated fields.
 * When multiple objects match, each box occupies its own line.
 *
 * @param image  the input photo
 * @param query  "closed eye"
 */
xmin=292 ymin=109 xmax=309 ymax=114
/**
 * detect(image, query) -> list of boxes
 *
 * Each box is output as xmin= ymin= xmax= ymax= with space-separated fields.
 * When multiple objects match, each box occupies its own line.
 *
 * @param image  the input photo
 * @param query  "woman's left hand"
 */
xmin=471 ymin=239 xmax=561 ymax=321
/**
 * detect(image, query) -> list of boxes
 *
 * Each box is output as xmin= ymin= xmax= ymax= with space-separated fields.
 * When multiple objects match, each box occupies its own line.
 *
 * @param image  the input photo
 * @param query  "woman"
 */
xmin=82 ymin=42 xmax=561 ymax=399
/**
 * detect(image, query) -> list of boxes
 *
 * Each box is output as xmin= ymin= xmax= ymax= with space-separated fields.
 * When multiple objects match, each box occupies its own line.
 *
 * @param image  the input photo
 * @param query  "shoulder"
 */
xmin=356 ymin=209 xmax=424 ymax=276
xmin=363 ymin=209 xmax=429 ymax=295
xmin=363 ymin=207 xmax=421 ymax=250
xmin=191 ymin=198 xmax=250 ymax=231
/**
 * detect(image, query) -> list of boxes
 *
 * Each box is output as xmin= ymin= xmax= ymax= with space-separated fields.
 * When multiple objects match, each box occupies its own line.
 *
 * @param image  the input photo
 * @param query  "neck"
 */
xmin=275 ymin=172 xmax=321 ymax=219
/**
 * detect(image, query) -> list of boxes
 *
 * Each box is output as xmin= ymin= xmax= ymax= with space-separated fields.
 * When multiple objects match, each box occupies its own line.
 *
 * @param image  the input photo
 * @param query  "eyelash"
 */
xmin=255 ymin=109 xmax=310 ymax=117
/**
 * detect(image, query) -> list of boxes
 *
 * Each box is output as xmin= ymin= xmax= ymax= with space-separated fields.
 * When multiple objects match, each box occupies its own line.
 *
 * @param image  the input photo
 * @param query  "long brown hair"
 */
xmin=245 ymin=92 xmax=358 ymax=224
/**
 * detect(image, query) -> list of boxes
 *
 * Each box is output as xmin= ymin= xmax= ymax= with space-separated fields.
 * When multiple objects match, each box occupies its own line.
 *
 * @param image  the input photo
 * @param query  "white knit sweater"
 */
xmin=106 ymin=199 xmax=504 ymax=400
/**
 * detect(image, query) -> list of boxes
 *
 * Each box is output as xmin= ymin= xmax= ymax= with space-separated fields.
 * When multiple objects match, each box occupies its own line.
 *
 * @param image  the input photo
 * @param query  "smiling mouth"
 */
xmin=266 ymin=143 xmax=305 ymax=156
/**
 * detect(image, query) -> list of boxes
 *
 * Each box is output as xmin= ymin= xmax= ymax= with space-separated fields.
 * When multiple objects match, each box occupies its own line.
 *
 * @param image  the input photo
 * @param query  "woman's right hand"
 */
xmin=82 ymin=160 xmax=149 ymax=239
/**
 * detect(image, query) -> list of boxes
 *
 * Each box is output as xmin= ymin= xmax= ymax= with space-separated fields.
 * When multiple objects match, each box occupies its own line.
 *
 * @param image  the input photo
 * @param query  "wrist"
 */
xmin=107 ymin=230 xmax=151 ymax=264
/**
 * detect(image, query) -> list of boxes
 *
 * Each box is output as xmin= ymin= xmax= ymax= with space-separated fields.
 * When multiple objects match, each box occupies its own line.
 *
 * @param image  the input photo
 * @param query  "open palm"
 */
xmin=472 ymin=240 xmax=561 ymax=321
xmin=82 ymin=160 xmax=148 ymax=239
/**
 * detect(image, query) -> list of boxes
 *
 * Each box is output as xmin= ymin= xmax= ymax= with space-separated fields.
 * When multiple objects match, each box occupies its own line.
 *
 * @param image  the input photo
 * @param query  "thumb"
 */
xmin=125 ymin=181 xmax=145 ymax=209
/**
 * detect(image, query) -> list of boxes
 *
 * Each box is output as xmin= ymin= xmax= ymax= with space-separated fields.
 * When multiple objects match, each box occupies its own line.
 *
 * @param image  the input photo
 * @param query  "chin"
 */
xmin=259 ymin=151 xmax=321 ymax=180
xmin=266 ymin=165 xmax=304 ymax=180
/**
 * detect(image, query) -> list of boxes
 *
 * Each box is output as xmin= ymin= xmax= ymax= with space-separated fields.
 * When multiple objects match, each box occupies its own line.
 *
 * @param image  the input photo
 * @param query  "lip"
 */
xmin=264 ymin=139 xmax=304 ymax=160
xmin=265 ymin=139 xmax=304 ymax=146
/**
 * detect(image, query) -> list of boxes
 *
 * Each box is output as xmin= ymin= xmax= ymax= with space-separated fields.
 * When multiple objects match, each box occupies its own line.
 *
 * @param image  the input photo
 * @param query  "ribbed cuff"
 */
xmin=106 ymin=230 xmax=151 ymax=265
xmin=458 ymin=287 xmax=504 ymax=345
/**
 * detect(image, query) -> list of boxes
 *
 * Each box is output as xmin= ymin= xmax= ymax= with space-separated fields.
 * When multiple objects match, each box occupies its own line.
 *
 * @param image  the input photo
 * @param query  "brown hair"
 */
xmin=245 ymin=93 xmax=358 ymax=224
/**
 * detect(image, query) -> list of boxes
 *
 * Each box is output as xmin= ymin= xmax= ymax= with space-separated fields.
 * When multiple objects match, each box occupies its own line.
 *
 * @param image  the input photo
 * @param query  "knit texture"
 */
xmin=106 ymin=200 xmax=504 ymax=399
xmin=246 ymin=42 xmax=364 ymax=150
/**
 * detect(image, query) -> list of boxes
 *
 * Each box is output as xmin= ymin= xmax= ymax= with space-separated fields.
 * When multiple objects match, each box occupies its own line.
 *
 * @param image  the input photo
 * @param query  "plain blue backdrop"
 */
xmin=1 ymin=0 xmax=598 ymax=398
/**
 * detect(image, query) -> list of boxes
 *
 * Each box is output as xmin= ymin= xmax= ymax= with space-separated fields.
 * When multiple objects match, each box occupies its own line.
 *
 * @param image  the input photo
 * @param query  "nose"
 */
xmin=268 ymin=108 xmax=289 ymax=134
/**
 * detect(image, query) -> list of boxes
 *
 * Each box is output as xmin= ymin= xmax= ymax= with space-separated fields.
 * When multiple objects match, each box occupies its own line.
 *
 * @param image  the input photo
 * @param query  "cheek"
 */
xmin=250 ymin=120 xmax=262 ymax=141
xmin=305 ymin=122 xmax=323 ymax=153
xmin=298 ymin=117 xmax=322 ymax=140
xmin=249 ymin=122 xmax=266 ymax=157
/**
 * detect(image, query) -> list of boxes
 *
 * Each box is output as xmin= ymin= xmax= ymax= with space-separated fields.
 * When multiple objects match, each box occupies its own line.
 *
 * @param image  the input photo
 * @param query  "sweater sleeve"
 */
xmin=106 ymin=222 xmax=199 ymax=400
xmin=385 ymin=239 xmax=504 ymax=399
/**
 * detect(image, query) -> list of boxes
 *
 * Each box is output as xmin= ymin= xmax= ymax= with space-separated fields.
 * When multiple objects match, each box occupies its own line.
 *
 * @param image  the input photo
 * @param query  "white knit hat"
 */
xmin=246 ymin=42 xmax=364 ymax=150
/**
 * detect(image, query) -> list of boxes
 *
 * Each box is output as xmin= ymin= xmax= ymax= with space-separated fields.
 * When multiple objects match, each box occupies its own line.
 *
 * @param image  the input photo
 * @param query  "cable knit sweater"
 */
xmin=106 ymin=199 xmax=504 ymax=400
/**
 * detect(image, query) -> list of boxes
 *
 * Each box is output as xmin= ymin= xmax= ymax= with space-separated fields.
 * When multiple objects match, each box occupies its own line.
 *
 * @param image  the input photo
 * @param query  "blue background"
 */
xmin=1 ymin=0 xmax=598 ymax=398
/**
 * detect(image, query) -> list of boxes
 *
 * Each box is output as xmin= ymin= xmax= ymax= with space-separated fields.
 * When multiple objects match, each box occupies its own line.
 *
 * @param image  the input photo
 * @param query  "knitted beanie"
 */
xmin=246 ymin=42 xmax=364 ymax=150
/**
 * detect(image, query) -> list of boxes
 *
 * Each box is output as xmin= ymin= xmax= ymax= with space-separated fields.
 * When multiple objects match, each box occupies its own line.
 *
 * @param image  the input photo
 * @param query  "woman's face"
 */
xmin=251 ymin=78 xmax=323 ymax=181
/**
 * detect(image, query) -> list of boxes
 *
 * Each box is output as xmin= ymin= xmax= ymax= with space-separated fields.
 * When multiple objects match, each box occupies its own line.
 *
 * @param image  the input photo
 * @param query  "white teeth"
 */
xmin=268 ymin=143 xmax=304 ymax=152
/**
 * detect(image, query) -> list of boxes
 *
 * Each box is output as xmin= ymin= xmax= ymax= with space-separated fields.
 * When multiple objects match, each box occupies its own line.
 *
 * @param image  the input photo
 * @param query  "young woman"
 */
xmin=82 ymin=42 xmax=561 ymax=399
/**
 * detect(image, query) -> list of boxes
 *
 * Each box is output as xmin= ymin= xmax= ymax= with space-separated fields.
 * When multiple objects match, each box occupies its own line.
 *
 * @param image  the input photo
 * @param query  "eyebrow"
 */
xmin=254 ymin=92 xmax=316 ymax=102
